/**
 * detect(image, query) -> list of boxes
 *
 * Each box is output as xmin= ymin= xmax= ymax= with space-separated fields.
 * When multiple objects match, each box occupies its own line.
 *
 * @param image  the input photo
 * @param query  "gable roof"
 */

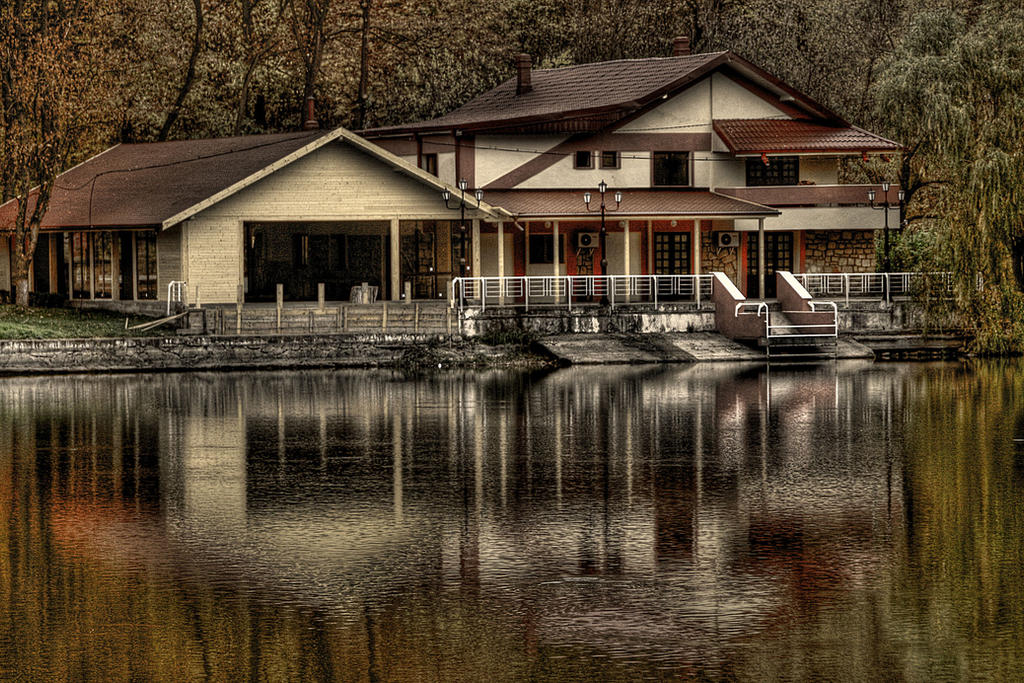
xmin=363 ymin=51 xmax=845 ymax=137
xmin=0 ymin=127 xmax=511 ymax=231
xmin=713 ymin=119 xmax=900 ymax=155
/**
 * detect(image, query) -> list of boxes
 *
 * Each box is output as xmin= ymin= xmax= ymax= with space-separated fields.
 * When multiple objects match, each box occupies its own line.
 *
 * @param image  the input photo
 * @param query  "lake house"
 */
xmin=363 ymin=37 xmax=901 ymax=298
xmin=0 ymin=38 xmax=899 ymax=309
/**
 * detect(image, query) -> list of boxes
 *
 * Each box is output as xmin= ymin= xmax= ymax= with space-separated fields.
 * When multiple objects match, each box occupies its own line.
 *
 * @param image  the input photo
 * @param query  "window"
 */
xmin=529 ymin=234 xmax=565 ymax=264
xmin=573 ymin=150 xmax=593 ymax=169
xmin=422 ymin=153 xmax=438 ymax=176
xmin=93 ymin=231 xmax=112 ymax=299
xmin=746 ymin=156 xmax=799 ymax=186
xmin=136 ymin=231 xmax=157 ymax=299
xmin=653 ymin=151 xmax=690 ymax=186
xmin=600 ymin=151 xmax=620 ymax=169
xmin=70 ymin=232 xmax=90 ymax=299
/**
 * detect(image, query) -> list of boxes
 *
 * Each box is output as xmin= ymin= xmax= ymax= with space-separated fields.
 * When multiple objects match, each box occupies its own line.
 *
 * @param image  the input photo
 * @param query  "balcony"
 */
xmin=720 ymin=184 xmax=900 ymax=232
xmin=716 ymin=184 xmax=898 ymax=207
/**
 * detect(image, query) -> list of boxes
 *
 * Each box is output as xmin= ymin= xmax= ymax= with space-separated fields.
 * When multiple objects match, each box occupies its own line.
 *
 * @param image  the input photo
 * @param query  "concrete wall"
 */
xmin=476 ymin=134 xmax=567 ymax=187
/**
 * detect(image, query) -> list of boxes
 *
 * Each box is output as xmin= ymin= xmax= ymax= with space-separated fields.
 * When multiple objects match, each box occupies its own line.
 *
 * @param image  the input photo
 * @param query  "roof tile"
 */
xmin=713 ymin=119 xmax=899 ymax=154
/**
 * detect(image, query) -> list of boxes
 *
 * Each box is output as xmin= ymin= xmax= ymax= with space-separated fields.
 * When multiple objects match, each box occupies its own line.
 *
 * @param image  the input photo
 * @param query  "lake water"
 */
xmin=1 ymin=360 xmax=1023 ymax=681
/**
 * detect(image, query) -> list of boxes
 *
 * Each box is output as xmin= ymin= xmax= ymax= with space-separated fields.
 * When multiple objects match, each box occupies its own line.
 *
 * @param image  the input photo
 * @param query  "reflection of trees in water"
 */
xmin=1 ymin=362 xmax=1023 ymax=679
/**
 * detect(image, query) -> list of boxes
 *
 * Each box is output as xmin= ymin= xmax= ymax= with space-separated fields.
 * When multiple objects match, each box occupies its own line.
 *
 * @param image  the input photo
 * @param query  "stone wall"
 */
xmin=804 ymin=230 xmax=876 ymax=272
xmin=699 ymin=231 xmax=739 ymax=281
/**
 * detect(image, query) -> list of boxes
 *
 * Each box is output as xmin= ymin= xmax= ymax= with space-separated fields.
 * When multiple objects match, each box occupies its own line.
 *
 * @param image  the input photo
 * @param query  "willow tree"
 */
xmin=0 ymin=0 xmax=110 ymax=306
xmin=872 ymin=6 xmax=1024 ymax=353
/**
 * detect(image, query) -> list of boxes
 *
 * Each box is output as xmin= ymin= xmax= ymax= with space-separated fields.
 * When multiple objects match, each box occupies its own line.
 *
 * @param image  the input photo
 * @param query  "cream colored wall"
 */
xmin=618 ymin=78 xmax=712 ymax=133
xmin=476 ymin=135 xmax=567 ymax=187
xmin=799 ymin=157 xmax=838 ymax=184
xmin=606 ymin=232 xmax=642 ymax=275
xmin=0 ymin=237 xmax=10 ymax=292
xmin=710 ymin=153 xmax=746 ymax=188
xmin=517 ymin=153 xmax=649 ymax=189
xmin=183 ymin=141 xmax=476 ymax=303
xmin=710 ymin=73 xmax=790 ymax=119
xmin=479 ymin=232 xmax=515 ymax=277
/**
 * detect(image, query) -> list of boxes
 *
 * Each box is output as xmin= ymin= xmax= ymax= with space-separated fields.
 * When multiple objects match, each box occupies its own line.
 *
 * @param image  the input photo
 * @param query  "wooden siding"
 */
xmin=184 ymin=217 xmax=240 ymax=304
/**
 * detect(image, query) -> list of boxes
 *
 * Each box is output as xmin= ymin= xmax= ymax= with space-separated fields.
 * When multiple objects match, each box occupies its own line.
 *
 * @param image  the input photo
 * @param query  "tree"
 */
xmin=871 ymin=5 xmax=1024 ymax=352
xmin=0 ymin=0 xmax=112 ymax=306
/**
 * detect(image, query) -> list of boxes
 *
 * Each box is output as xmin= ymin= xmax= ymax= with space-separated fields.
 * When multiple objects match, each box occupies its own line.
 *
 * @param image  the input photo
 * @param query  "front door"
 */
xmin=653 ymin=232 xmax=691 ymax=300
xmin=746 ymin=232 xmax=793 ymax=298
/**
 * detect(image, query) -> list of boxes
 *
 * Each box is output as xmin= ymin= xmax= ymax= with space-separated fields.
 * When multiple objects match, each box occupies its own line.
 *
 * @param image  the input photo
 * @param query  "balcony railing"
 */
xmin=792 ymin=272 xmax=953 ymax=304
xmin=450 ymin=274 xmax=714 ymax=311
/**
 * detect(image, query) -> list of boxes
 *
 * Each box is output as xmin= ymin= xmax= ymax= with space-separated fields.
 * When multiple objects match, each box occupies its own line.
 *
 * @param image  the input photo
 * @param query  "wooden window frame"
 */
xmin=573 ymin=150 xmax=594 ymax=169
xmin=599 ymin=151 xmax=620 ymax=169
xmin=745 ymin=156 xmax=799 ymax=186
xmin=652 ymin=151 xmax=691 ymax=187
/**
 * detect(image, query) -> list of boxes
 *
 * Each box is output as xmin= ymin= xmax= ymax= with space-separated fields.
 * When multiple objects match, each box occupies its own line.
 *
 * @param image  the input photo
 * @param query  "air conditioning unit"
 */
xmin=575 ymin=232 xmax=599 ymax=249
xmin=715 ymin=231 xmax=740 ymax=248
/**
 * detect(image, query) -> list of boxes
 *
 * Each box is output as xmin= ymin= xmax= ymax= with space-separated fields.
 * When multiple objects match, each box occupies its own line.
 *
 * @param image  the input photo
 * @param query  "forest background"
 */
xmin=1 ymin=0 xmax=1023 ymax=351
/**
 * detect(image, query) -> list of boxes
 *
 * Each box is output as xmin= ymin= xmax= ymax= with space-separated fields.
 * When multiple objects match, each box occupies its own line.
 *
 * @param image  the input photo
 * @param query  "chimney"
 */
xmin=302 ymin=96 xmax=319 ymax=130
xmin=516 ymin=53 xmax=532 ymax=95
xmin=673 ymin=36 xmax=691 ymax=56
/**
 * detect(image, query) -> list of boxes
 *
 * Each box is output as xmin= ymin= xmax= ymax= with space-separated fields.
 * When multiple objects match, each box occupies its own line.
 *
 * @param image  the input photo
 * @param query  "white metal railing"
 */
xmin=450 ymin=274 xmax=714 ymax=311
xmin=792 ymin=272 xmax=953 ymax=305
xmin=166 ymin=280 xmax=187 ymax=315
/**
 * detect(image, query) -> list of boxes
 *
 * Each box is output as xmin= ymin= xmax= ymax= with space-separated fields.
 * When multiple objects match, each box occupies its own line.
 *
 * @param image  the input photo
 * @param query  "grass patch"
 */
xmin=0 ymin=305 xmax=165 ymax=339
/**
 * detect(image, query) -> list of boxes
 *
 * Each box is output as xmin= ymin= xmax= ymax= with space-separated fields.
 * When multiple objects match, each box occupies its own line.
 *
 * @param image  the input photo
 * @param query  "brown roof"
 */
xmin=482 ymin=189 xmax=778 ymax=219
xmin=0 ymin=127 xmax=514 ymax=230
xmin=0 ymin=131 xmax=326 ymax=230
xmin=713 ymin=119 xmax=900 ymax=154
xmin=364 ymin=51 xmax=848 ymax=137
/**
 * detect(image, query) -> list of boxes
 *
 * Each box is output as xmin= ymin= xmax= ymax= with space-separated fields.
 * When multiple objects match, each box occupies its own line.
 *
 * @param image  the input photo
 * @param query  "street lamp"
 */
xmin=442 ymin=178 xmax=484 ymax=279
xmin=868 ymin=182 xmax=905 ymax=273
xmin=583 ymin=180 xmax=622 ymax=305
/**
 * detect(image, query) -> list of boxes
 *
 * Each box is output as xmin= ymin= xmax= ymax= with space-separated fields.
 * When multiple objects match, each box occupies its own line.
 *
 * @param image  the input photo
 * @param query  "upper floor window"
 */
xmin=600 ymin=151 xmax=620 ymax=169
xmin=573 ymin=150 xmax=593 ymax=169
xmin=653 ymin=151 xmax=690 ymax=186
xmin=746 ymin=156 xmax=799 ymax=186
xmin=421 ymin=153 xmax=438 ymax=176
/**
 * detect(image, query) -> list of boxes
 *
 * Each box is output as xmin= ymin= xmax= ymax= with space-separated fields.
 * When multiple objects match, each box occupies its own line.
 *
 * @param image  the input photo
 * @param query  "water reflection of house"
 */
xmin=22 ymin=365 xmax=904 ymax=663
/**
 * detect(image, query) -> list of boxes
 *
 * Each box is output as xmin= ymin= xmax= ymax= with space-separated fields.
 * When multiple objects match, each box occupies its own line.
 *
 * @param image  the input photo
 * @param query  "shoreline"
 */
xmin=0 ymin=333 xmax=556 ymax=376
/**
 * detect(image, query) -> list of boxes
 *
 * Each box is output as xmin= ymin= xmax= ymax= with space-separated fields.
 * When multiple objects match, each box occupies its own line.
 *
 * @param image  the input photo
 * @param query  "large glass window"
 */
xmin=136 ymin=231 xmax=157 ymax=299
xmin=745 ymin=156 xmax=799 ymax=186
xmin=93 ymin=232 xmax=112 ymax=298
xmin=528 ymin=234 xmax=565 ymax=264
xmin=653 ymin=152 xmax=690 ymax=186
xmin=70 ymin=232 xmax=90 ymax=299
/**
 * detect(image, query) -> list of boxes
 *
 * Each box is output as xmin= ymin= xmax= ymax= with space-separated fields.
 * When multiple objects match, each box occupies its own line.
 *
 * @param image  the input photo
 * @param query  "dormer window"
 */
xmin=746 ymin=156 xmax=799 ymax=186
xmin=653 ymin=151 xmax=690 ymax=186
xmin=574 ymin=150 xmax=593 ymax=169
xmin=600 ymin=151 xmax=620 ymax=169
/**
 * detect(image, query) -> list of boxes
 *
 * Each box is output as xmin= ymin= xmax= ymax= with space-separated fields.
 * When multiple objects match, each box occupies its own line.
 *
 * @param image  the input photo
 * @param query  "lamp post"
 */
xmin=868 ymin=182 xmax=905 ymax=273
xmin=442 ymin=178 xmax=484 ymax=288
xmin=583 ymin=180 xmax=622 ymax=305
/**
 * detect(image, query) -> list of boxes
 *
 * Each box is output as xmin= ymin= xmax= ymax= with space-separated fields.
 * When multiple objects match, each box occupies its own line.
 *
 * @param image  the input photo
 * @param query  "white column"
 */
xmin=390 ymin=218 xmax=401 ymax=301
xmin=471 ymin=218 xmax=481 ymax=277
xmin=758 ymin=217 xmax=766 ymax=299
xmin=552 ymin=220 xmax=560 ymax=303
xmin=693 ymin=218 xmax=701 ymax=275
xmin=497 ymin=221 xmax=505 ymax=304
xmin=623 ymin=220 xmax=630 ymax=302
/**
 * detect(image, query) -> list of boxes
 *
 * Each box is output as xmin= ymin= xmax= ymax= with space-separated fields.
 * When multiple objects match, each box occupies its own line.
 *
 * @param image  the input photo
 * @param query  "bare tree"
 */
xmin=158 ymin=0 xmax=204 ymax=140
xmin=0 ymin=0 xmax=110 ymax=306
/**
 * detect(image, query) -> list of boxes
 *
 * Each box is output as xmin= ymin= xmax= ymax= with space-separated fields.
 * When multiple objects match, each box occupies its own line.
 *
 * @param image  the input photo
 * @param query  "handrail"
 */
xmin=167 ymin=280 xmax=187 ymax=316
xmin=450 ymin=274 xmax=714 ymax=312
